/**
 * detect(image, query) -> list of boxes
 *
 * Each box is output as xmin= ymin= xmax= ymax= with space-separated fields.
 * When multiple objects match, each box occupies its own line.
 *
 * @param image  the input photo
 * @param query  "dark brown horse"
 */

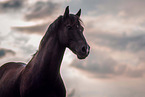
xmin=0 ymin=6 xmax=90 ymax=97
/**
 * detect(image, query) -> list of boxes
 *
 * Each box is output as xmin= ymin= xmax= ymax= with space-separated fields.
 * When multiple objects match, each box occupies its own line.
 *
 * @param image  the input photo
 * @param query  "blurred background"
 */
xmin=0 ymin=0 xmax=145 ymax=97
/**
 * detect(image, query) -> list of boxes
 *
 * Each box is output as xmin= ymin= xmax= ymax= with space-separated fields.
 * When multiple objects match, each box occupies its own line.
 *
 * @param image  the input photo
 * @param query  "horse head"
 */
xmin=59 ymin=6 xmax=90 ymax=59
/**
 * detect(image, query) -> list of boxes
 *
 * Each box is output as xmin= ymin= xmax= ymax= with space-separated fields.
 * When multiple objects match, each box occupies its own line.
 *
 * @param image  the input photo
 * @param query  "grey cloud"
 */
xmin=71 ymin=48 xmax=145 ymax=79
xmin=68 ymin=89 xmax=75 ymax=97
xmin=12 ymin=23 xmax=49 ymax=34
xmin=90 ymin=32 xmax=145 ymax=52
xmin=0 ymin=32 xmax=35 ymax=61
xmin=67 ymin=0 xmax=145 ymax=17
xmin=24 ymin=1 xmax=60 ymax=21
xmin=0 ymin=0 xmax=26 ymax=13
xmin=0 ymin=48 xmax=15 ymax=58
xmin=71 ymin=50 xmax=120 ymax=78
xmin=126 ymin=69 xmax=145 ymax=78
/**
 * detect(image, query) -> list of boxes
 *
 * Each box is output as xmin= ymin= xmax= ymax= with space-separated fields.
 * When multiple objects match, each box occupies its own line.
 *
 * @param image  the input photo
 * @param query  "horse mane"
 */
xmin=39 ymin=16 xmax=63 ymax=49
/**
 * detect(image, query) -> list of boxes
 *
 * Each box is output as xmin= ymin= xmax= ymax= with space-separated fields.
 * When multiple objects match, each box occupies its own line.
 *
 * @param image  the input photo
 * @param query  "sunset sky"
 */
xmin=0 ymin=0 xmax=145 ymax=97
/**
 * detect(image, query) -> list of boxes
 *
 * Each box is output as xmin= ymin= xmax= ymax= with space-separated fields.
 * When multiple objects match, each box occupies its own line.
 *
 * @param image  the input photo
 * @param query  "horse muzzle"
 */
xmin=77 ymin=44 xmax=90 ymax=59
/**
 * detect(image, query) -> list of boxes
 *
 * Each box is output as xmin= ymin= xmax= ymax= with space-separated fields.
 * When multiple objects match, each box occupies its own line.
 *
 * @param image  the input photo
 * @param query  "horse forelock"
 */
xmin=68 ymin=14 xmax=83 ymax=27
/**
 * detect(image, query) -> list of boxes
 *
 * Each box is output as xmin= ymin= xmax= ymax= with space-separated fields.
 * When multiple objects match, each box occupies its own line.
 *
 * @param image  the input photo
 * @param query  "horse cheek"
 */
xmin=59 ymin=31 xmax=68 ymax=45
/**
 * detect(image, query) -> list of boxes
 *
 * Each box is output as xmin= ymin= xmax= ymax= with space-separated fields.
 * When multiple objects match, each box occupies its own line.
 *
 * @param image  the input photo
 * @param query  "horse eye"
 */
xmin=67 ymin=25 xmax=72 ymax=30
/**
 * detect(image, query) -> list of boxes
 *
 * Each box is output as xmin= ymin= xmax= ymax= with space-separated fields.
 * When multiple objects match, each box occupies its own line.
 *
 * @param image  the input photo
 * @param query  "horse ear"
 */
xmin=64 ymin=6 xmax=69 ymax=19
xmin=76 ymin=9 xmax=81 ymax=17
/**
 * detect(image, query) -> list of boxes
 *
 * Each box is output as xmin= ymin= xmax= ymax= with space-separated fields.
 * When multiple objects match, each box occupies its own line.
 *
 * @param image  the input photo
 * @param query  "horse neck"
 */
xmin=26 ymin=33 xmax=66 ymax=83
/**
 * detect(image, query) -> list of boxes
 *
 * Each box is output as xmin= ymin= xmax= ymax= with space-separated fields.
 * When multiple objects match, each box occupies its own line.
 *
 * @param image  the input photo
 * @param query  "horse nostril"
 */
xmin=82 ymin=46 xmax=86 ymax=53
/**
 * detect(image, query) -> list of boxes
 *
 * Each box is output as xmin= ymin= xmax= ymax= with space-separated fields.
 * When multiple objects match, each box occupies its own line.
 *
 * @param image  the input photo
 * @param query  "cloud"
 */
xmin=24 ymin=1 xmax=60 ymax=21
xmin=11 ymin=1 xmax=62 ymax=34
xmin=67 ymin=0 xmax=145 ymax=17
xmin=12 ymin=23 xmax=49 ymax=34
xmin=90 ymin=32 xmax=145 ymax=53
xmin=71 ymin=47 xmax=145 ymax=79
xmin=0 ymin=48 xmax=15 ymax=58
xmin=0 ymin=0 xmax=26 ymax=13
xmin=67 ymin=89 xmax=75 ymax=97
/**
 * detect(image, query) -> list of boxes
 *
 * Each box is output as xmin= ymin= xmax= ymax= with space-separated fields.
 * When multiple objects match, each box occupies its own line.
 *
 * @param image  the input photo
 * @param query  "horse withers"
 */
xmin=0 ymin=6 xmax=90 ymax=97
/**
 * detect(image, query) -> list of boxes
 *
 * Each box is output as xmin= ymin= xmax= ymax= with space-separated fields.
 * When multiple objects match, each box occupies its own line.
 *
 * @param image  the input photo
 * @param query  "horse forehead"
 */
xmin=68 ymin=14 xmax=79 ymax=23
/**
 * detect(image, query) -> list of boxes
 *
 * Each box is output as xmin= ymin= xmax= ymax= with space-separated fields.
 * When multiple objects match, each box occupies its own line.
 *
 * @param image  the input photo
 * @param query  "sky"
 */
xmin=0 ymin=0 xmax=145 ymax=97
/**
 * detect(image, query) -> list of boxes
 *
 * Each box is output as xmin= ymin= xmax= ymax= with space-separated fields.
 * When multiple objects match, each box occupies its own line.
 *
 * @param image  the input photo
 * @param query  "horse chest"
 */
xmin=21 ymin=76 xmax=66 ymax=97
xmin=21 ymin=85 xmax=66 ymax=97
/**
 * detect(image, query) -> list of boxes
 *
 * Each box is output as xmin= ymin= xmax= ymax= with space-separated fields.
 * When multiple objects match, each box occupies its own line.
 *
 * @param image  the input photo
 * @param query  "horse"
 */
xmin=0 ymin=6 xmax=90 ymax=97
